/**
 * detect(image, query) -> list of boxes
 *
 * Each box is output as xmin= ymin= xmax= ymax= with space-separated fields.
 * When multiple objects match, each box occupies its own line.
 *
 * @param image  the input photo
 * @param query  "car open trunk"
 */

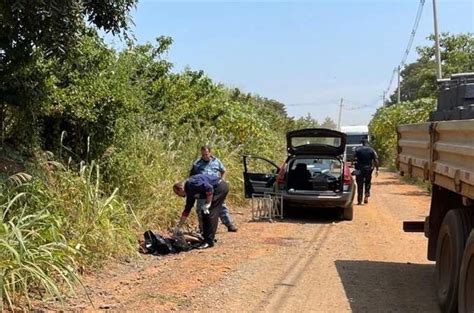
xmin=286 ymin=157 xmax=343 ymax=194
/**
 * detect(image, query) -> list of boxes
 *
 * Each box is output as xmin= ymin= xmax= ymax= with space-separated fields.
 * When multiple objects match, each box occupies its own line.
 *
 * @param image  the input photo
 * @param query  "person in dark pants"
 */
xmin=190 ymin=145 xmax=237 ymax=232
xmin=173 ymin=174 xmax=229 ymax=249
xmin=354 ymin=138 xmax=379 ymax=205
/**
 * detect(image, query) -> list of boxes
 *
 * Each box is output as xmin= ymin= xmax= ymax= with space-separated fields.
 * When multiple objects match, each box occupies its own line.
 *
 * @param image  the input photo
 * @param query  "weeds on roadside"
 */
xmin=102 ymin=124 xmax=286 ymax=230
xmin=0 ymin=159 xmax=138 ymax=309
xmin=0 ymin=190 xmax=78 ymax=310
xmin=0 ymin=120 xmax=287 ymax=308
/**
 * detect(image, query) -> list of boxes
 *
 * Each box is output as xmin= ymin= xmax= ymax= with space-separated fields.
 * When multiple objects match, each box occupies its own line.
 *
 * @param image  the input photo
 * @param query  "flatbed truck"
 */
xmin=397 ymin=73 xmax=474 ymax=313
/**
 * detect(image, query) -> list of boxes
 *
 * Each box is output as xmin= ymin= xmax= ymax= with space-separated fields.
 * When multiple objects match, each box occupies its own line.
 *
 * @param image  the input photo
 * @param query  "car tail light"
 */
xmin=343 ymin=164 xmax=352 ymax=186
xmin=343 ymin=174 xmax=352 ymax=192
xmin=276 ymin=163 xmax=287 ymax=184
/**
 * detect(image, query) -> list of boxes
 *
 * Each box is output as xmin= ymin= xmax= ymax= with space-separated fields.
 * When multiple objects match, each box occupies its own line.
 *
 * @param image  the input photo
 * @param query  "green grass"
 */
xmin=0 ymin=160 xmax=138 ymax=309
xmin=0 ymin=123 xmax=287 ymax=308
xmin=0 ymin=192 xmax=78 ymax=310
xmin=400 ymin=174 xmax=432 ymax=193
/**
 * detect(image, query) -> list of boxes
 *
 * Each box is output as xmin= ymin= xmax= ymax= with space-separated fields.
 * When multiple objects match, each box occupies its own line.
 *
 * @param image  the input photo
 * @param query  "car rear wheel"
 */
xmin=458 ymin=230 xmax=474 ymax=313
xmin=342 ymin=205 xmax=353 ymax=221
xmin=435 ymin=209 xmax=472 ymax=313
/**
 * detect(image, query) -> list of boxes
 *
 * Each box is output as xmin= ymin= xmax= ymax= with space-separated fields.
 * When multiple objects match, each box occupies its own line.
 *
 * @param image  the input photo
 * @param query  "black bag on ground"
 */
xmin=143 ymin=230 xmax=174 ymax=255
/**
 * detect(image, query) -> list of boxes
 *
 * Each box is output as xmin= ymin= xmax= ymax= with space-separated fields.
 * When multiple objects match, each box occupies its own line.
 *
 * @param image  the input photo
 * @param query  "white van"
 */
xmin=340 ymin=125 xmax=369 ymax=161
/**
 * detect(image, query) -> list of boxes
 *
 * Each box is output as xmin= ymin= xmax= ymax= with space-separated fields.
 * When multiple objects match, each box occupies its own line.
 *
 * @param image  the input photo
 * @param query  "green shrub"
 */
xmin=369 ymin=98 xmax=436 ymax=168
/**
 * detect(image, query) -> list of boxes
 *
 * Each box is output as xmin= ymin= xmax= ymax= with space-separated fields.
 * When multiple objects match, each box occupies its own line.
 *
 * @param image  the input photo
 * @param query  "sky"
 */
xmin=111 ymin=0 xmax=474 ymax=125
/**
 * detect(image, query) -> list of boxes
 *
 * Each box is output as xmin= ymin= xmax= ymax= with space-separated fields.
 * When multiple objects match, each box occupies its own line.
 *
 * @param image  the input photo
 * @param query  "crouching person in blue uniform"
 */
xmin=190 ymin=145 xmax=237 ymax=232
xmin=173 ymin=174 xmax=229 ymax=249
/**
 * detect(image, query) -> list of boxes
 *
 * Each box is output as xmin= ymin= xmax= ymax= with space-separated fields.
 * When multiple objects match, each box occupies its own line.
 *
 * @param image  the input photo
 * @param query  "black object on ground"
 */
xmin=141 ymin=230 xmax=204 ymax=255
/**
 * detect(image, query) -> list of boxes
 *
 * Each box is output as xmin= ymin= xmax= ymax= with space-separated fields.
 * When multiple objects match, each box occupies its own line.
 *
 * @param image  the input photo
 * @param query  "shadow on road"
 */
xmin=372 ymin=179 xmax=407 ymax=186
xmin=388 ymin=190 xmax=430 ymax=197
xmin=282 ymin=206 xmax=343 ymax=224
xmin=249 ymin=206 xmax=343 ymax=224
xmin=335 ymin=260 xmax=440 ymax=312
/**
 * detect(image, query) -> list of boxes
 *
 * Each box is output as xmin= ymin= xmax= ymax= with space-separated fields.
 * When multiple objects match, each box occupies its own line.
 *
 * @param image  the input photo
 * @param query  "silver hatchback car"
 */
xmin=243 ymin=128 xmax=355 ymax=220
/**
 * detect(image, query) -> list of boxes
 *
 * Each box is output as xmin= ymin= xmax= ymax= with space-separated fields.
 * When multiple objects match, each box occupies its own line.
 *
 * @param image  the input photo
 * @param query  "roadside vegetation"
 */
xmin=0 ymin=1 xmax=338 ymax=308
xmin=369 ymin=33 xmax=474 ymax=167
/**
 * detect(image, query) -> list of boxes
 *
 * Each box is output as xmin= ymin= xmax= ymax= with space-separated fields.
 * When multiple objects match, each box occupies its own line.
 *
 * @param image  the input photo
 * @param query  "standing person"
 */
xmin=190 ymin=145 xmax=238 ymax=232
xmin=173 ymin=174 xmax=229 ymax=249
xmin=354 ymin=138 xmax=379 ymax=205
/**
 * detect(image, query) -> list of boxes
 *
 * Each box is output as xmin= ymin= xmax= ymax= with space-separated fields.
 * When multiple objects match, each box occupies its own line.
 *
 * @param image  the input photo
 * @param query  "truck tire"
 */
xmin=343 ymin=205 xmax=353 ymax=221
xmin=435 ymin=209 xmax=473 ymax=313
xmin=458 ymin=231 xmax=474 ymax=313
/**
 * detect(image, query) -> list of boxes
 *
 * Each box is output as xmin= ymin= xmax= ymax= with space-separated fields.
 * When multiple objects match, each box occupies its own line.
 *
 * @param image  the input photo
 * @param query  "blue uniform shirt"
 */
xmin=190 ymin=156 xmax=225 ymax=177
xmin=183 ymin=174 xmax=222 ymax=214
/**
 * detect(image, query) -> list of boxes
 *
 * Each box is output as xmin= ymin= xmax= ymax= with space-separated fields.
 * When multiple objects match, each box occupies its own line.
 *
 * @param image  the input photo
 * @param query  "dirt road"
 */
xmin=54 ymin=171 xmax=440 ymax=312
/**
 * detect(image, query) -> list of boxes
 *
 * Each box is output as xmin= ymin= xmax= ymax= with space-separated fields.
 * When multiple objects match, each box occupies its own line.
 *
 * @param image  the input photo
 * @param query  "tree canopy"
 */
xmin=0 ymin=1 xmax=137 ymax=145
xmin=371 ymin=32 xmax=474 ymax=166
xmin=387 ymin=33 xmax=474 ymax=104
xmin=0 ymin=0 xmax=136 ymax=62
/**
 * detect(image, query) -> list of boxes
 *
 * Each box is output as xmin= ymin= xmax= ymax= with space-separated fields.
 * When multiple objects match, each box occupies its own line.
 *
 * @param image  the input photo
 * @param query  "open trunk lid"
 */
xmin=287 ymin=128 xmax=346 ymax=156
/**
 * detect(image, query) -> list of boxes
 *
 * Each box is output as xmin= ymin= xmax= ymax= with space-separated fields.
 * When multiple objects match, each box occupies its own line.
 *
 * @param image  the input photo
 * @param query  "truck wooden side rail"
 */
xmin=398 ymin=119 xmax=474 ymax=200
xmin=397 ymin=119 xmax=474 ymax=313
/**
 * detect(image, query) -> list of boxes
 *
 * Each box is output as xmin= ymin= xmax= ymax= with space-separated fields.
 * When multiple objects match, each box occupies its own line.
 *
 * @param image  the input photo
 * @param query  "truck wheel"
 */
xmin=458 ymin=231 xmax=474 ymax=313
xmin=435 ymin=210 xmax=473 ymax=313
xmin=343 ymin=205 xmax=353 ymax=221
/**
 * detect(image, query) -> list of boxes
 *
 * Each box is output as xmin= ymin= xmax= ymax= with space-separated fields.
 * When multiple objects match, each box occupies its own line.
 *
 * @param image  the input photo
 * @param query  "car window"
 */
xmin=246 ymin=157 xmax=278 ymax=173
xmin=346 ymin=134 xmax=368 ymax=145
xmin=291 ymin=136 xmax=341 ymax=148
xmin=291 ymin=158 xmax=342 ymax=177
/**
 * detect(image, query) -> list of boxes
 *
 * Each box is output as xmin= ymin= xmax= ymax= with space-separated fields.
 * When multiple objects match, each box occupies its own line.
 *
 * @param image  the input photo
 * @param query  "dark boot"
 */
xmin=227 ymin=224 xmax=238 ymax=232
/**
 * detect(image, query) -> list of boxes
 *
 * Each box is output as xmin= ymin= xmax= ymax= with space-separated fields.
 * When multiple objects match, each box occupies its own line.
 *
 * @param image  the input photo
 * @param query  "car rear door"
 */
xmin=242 ymin=155 xmax=280 ymax=198
xmin=287 ymin=128 xmax=346 ymax=156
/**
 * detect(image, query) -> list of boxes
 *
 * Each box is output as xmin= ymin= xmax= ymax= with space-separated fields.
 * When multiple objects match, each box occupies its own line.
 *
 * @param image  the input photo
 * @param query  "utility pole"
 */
xmin=382 ymin=91 xmax=386 ymax=106
xmin=397 ymin=65 xmax=401 ymax=104
xmin=432 ymin=0 xmax=443 ymax=79
xmin=337 ymin=98 xmax=343 ymax=131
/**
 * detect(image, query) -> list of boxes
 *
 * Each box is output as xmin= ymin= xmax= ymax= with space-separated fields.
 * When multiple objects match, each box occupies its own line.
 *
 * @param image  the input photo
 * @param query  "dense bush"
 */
xmin=0 ymin=27 xmax=336 ymax=307
xmin=369 ymin=98 xmax=436 ymax=168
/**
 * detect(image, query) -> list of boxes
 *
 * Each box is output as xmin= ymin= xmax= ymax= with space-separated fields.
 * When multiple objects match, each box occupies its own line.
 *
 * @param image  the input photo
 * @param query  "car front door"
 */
xmin=242 ymin=155 xmax=280 ymax=198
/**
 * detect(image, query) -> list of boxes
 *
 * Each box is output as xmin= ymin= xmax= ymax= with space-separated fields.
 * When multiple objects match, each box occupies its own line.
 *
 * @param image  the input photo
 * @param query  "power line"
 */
xmin=286 ymin=99 xmax=378 ymax=111
xmin=286 ymin=102 xmax=332 ymax=107
xmin=286 ymin=98 xmax=342 ymax=107
xmin=383 ymin=0 xmax=426 ymax=102
xmin=344 ymin=104 xmax=373 ymax=111
xmin=384 ymin=68 xmax=398 ymax=101
xmin=401 ymin=0 xmax=425 ymax=67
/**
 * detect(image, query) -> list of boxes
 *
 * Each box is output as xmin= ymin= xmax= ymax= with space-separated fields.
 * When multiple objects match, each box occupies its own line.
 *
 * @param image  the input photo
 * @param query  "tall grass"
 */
xmin=0 ymin=160 xmax=138 ymax=308
xmin=0 ymin=122 xmax=287 ymax=308
xmin=102 ymin=124 xmax=285 ymax=230
xmin=0 ymin=191 xmax=78 ymax=310
xmin=43 ymin=161 xmax=137 ymax=266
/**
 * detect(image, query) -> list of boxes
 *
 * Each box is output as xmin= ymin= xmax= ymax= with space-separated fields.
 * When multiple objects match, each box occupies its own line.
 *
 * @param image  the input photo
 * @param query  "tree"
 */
xmin=0 ymin=0 xmax=136 ymax=63
xmin=288 ymin=113 xmax=319 ymax=131
xmin=388 ymin=33 xmax=474 ymax=104
xmin=320 ymin=117 xmax=337 ymax=130
xmin=370 ymin=98 xmax=435 ymax=166
xmin=0 ymin=0 xmax=137 ymax=148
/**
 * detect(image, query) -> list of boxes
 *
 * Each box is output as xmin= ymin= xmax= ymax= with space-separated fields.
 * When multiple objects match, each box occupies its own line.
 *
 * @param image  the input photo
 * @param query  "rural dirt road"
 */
xmin=51 ymin=171 xmax=440 ymax=312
